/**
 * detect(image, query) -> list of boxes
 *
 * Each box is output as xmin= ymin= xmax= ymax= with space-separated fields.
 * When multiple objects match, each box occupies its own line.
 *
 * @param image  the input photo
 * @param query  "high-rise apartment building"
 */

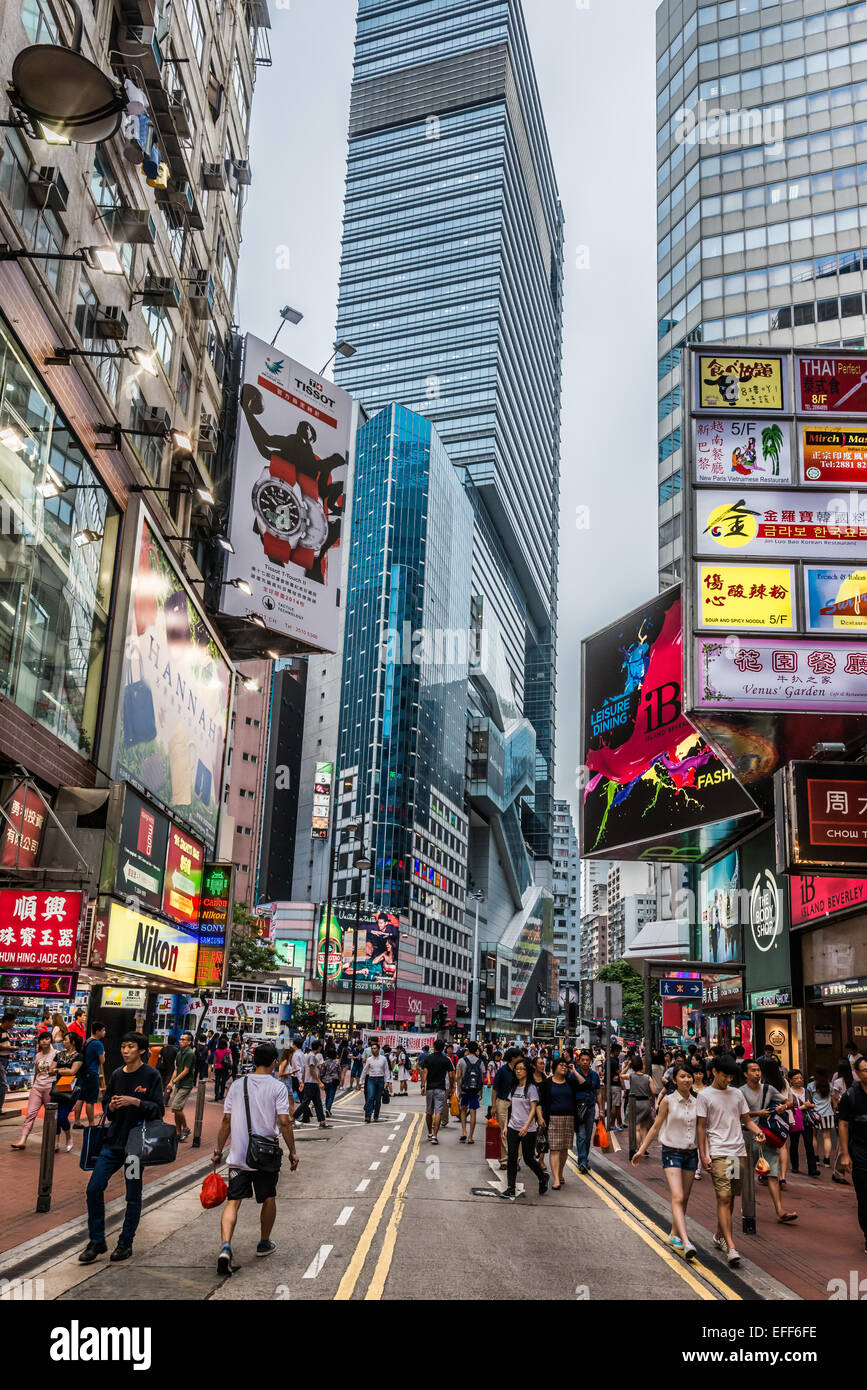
xmin=330 ymin=0 xmax=564 ymax=1013
xmin=656 ymin=0 xmax=867 ymax=580
xmin=606 ymin=862 xmax=656 ymax=963
xmin=552 ymin=800 xmax=580 ymax=985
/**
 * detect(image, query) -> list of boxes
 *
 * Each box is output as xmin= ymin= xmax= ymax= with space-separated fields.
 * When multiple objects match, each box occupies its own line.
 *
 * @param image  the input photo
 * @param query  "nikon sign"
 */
xmin=742 ymin=830 xmax=792 ymax=1006
xmin=102 ymin=901 xmax=198 ymax=988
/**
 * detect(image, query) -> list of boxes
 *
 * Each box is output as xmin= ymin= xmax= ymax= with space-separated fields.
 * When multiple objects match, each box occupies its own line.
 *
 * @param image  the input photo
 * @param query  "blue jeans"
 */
xmin=324 ymin=1081 xmax=338 ymax=1112
xmin=575 ymin=1104 xmax=596 ymax=1168
xmin=86 ymin=1146 xmax=142 ymax=1247
xmin=364 ymin=1076 xmax=385 ymax=1119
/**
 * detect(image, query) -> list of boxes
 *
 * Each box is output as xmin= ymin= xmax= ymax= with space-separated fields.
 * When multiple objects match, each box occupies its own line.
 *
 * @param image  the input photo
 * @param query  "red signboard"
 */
xmin=0 ymin=891 xmax=84 ymax=970
xmin=1 ymin=783 xmax=49 ymax=870
xmin=799 ymin=355 xmax=867 ymax=414
xmin=790 ymin=874 xmax=867 ymax=927
xmin=377 ymin=986 xmax=449 ymax=1024
xmin=802 ymin=426 xmax=867 ymax=484
xmin=161 ymin=826 xmax=204 ymax=926
xmin=807 ymin=778 xmax=867 ymax=848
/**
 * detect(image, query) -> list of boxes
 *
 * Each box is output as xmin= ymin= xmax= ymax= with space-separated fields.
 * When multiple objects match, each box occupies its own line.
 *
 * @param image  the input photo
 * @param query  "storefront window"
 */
xmin=0 ymin=320 xmax=119 ymax=759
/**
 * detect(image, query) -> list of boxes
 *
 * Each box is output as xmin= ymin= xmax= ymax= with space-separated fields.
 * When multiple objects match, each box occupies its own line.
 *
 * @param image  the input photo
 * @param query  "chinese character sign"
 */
xmin=0 ymin=783 xmax=49 ymax=870
xmin=798 ymin=355 xmax=867 ymax=414
xmin=694 ymin=418 xmax=791 ymax=486
xmin=696 ymin=489 xmax=867 ymax=559
xmin=801 ymin=424 xmax=867 ymax=484
xmin=0 ymin=891 xmax=83 ymax=970
xmin=697 ymin=355 xmax=785 ymax=412
xmin=698 ymin=564 xmax=794 ymax=630
xmin=807 ymin=778 xmax=867 ymax=848
xmin=805 ymin=567 xmax=867 ymax=633
xmin=696 ymin=636 xmax=867 ymax=711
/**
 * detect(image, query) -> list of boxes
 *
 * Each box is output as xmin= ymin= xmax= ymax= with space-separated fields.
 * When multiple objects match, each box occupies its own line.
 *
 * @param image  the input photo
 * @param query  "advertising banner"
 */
xmin=790 ymin=873 xmax=867 ymax=928
xmin=101 ymin=986 xmax=148 ymax=1010
xmin=115 ymin=786 xmax=169 ymax=910
xmin=196 ymin=862 xmax=232 ymax=989
xmin=361 ymin=1028 xmax=437 ymax=1053
xmin=222 ymin=335 xmax=353 ymax=653
xmin=99 ymin=900 xmax=199 ymax=987
xmin=699 ymin=852 xmax=742 ymax=965
xmin=341 ymin=911 xmax=400 ymax=983
xmin=695 ymin=418 xmax=791 ymax=485
xmin=110 ymin=511 xmax=232 ymax=851
xmin=697 ymin=563 xmax=794 ymax=629
xmin=162 ymin=824 xmax=204 ymax=926
xmin=695 ymin=490 xmax=867 ymax=560
xmin=797 ymin=354 xmax=867 ymax=414
xmin=581 ymin=588 xmax=756 ymax=859
xmin=742 ymin=830 xmax=791 ymax=1003
xmin=804 ymin=567 xmax=867 ymax=632
xmin=0 ymin=782 xmax=49 ymax=870
xmin=0 ymin=890 xmax=84 ymax=971
xmin=701 ymin=973 xmax=745 ymax=1011
xmin=696 ymin=353 xmax=785 ymax=412
xmin=0 ymin=971 xmax=76 ymax=998
xmin=312 ymin=761 xmax=332 ymax=840
xmin=800 ymin=424 xmax=867 ymax=484
xmin=696 ymin=635 xmax=867 ymax=711
xmin=314 ymin=906 xmax=342 ymax=981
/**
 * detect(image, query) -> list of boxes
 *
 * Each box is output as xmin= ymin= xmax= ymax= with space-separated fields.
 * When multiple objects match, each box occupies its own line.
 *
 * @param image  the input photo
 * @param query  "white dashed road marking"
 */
xmin=334 ymin=1207 xmax=354 ymax=1227
xmin=380 ymin=1145 xmax=390 ymax=1153
xmin=355 ymin=1178 xmax=370 ymax=1192
xmin=303 ymin=1245 xmax=333 ymax=1279
xmin=369 ymin=1161 xmax=380 ymax=1170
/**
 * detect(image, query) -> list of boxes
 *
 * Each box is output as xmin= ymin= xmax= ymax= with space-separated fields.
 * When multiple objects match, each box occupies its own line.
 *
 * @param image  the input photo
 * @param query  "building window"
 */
xmin=0 ymin=132 xmax=65 ymax=291
xmin=142 ymin=301 xmax=175 ymax=373
xmin=128 ymin=391 xmax=165 ymax=478
xmin=178 ymin=357 xmax=192 ymax=417
xmin=75 ymin=278 xmax=120 ymax=404
xmin=0 ymin=322 xmax=120 ymax=758
xmin=232 ymin=55 xmax=249 ymax=127
xmin=182 ymin=0 xmax=206 ymax=67
xmin=89 ymin=153 xmax=133 ymax=277
xmin=22 ymin=0 xmax=58 ymax=44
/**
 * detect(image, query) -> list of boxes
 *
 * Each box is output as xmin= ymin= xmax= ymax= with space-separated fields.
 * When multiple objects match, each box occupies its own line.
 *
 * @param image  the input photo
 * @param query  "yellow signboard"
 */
xmin=698 ymin=355 xmax=784 ymax=411
xmin=699 ymin=564 xmax=795 ymax=629
xmin=104 ymin=901 xmax=199 ymax=986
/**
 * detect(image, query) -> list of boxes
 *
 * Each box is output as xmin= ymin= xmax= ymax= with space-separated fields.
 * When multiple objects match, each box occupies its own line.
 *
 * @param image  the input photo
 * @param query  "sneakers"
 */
xmin=110 ymin=1243 xmax=133 ymax=1263
xmin=683 ymin=1243 xmax=697 ymax=1262
xmin=217 ymin=1243 xmax=233 ymax=1276
xmin=500 ymin=1187 xmax=516 ymax=1199
xmin=256 ymin=1240 xmax=276 ymax=1258
xmin=712 ymin=1233 xmax=728 ymax=1254
xmin=669 ymin=1235 xmax=684 ymax=1250
xmin=318 ymin=1123 xmax=331 ymax=1129
xmin=578 ymin=1163 xmax=590 ymax=1175
xmin=65 ymin=1142 xmax=74 ymax=1153
xmin=78 ymin=1241 xmax=108 ymax=1265
xmin=727 ymin=1248 xmax=741 ymax=1267
xmin=431 ymin=1135 xmax=439 ymax=1144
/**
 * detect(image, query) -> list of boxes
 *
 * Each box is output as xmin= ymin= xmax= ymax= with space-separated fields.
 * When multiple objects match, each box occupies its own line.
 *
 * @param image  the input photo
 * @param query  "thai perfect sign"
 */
xmin=694 ymin=418 xmax=791 ymax=485
xmin=110 ymin=506 xmax=232 ymax=851
xmin=695 ymin=490 xmax=867 ymax=559
xmin=777 ymin=762 xmax=867 ymax=875
xmin=222 ymin=335 xmax=354 ymax=654
xmin=696 ymin=353 xmax=785 ymax=412
xmin=797 ymin=355 xmax=867 ymax=414
xmin=0 ymin=890 xmax=84 ymax=971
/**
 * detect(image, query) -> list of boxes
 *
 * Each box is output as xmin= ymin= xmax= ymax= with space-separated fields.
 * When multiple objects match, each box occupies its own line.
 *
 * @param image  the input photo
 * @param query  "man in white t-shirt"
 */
xmin=696 ymin=1054 xmax=766 ymax=1268
xmin=212 ymin=1042 xmax=299 ymax=1276
xmin=292 ymin=1040 xmax=329 ymax=1127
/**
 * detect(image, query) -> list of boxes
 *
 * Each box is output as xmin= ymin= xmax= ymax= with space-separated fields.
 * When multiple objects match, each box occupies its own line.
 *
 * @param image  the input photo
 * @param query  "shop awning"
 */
xmin=624 ymin=918 xmax=691 ymax=963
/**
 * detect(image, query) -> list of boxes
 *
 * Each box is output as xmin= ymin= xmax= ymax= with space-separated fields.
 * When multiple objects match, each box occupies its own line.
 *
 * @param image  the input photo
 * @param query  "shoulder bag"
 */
xmin=757 ymin=1084 xmax=790 ymax=1149
xmin=126 ymin=1118 xmax=179 ymax=1167
xmin=79 ymin=1114 xmax=110 ymax=1171
xmin=243 ymin=1076 xmax=282 ymax=1172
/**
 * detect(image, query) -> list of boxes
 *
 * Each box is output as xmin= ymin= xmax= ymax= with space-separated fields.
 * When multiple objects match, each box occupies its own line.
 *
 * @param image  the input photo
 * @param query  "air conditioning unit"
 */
xmin=188 ymin=274 xmax=214 ymax=320
xmin=198 ymin=416 xmax=219 ymax=453
xmin=201 ymin=162 xmax=226 ymax=191
xmin=142 ymin=274 xmax=181 ymax=309
xmin=106 ymin=207 xmax=156 ymax=245
xmin=138 ymin=407 xmax=172 ymax=437
xmin=163 ymin=178 xmax=194 ymax=212
xmin=169 ymin=90 xmax=192 ymax=141
xmin=93 ymin=305 xmax=129 ymax=341
xmin=29 ymin=166 xmax=69 ymax=213
xmin=232 ymin=159 xmax=253 ymax=187
xmin=121 ymin=0 xmax=158 ymax=23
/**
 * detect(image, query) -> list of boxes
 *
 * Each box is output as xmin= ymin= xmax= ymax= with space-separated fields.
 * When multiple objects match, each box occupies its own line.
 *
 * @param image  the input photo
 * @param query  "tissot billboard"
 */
xmin=580 ymin=588 xmax=757 ymax=861
xmin=221 ymin=335 xmax=354 ymax=654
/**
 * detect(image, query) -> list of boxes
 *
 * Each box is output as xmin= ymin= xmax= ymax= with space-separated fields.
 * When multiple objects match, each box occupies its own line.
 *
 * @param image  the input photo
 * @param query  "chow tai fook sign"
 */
xmin=684 ymin=345 xmax=867 ymax=775
xmin=107 ymin=502 xmax=233 ymax=853
xmin=0 ymin=891 xmax=84 ymax=971
xmin=580 ymin=586 xmax=757 ymax=862
xmin=776 ymin=762 xmax=867 ymax=875
xmin=91 ymin=900 xmax=198 ymax=988
xmin=221 ymin=335 xmax=356 ymax=655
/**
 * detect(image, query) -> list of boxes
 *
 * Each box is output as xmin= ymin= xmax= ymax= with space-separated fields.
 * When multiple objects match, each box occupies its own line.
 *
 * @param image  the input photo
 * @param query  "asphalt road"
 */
xmin=8 ymin=1087 xmax=783 ymax=1303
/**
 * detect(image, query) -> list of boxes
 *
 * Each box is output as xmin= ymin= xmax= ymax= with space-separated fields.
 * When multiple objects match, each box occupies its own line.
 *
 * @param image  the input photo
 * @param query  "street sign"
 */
xmin=659 ymin=978 xmax=702 ymax=999
xmin=592 ymin=982 xmax=623 ymax=1019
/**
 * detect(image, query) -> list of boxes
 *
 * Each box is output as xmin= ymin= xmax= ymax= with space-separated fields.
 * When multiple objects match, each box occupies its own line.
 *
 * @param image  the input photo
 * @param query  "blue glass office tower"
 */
xmin=333 ymin=0 xmax=563 ymax=1005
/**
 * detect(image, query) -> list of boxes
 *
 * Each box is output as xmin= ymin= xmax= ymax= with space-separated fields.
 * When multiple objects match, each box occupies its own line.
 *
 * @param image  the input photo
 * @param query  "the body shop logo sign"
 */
xmin=749 ymin=869 xmax=781 ymax=952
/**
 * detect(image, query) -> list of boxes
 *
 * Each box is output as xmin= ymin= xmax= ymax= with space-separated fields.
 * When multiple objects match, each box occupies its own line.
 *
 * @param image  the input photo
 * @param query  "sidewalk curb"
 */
xmin=590 ymin=1151 xmax=801 ymax=1301
xmin=0 ymin=1155 xmax=219 ymax=1283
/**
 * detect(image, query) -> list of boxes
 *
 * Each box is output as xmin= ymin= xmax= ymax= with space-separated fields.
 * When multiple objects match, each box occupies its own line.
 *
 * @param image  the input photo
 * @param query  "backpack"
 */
xmin=462 ymin=1057 xmax=483 ymax=1093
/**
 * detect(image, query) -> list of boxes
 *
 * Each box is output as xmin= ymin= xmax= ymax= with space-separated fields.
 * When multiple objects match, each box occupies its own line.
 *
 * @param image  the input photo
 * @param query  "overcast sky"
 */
xmin=237 ymin=0 xmax=662 ymax=824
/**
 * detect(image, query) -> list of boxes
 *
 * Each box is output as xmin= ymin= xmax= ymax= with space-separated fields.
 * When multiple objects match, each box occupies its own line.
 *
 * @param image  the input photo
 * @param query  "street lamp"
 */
xmin=270 ymin=305 xmax=304 ymax=347
xmin=469 ymin=889 xmax=485 ymax=1042
xmin=9 ymin=0 xmax=125 ymax=143
xmin=318 ymin=341 xmax=356 ymax=376
xmin=348 ymin=830 xmax=372 ymax=1038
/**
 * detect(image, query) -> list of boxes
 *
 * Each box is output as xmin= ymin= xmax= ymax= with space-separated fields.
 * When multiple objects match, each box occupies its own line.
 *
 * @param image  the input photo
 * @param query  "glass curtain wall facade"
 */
xmin=657 ymin=0 xmax=867 ymax=579
xmin=335 ymin=0 xmax=563 ymax=962
xmin=334 ymin=405 xmax=475 ymax=1000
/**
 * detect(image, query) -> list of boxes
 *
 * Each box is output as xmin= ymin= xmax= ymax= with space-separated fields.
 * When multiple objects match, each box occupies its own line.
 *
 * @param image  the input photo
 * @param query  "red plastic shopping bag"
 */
xmin=200 ymin=1170 xmax=228 ymax=1209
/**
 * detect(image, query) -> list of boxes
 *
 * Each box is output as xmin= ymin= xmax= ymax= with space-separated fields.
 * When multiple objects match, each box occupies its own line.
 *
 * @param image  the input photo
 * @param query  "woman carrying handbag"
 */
xmin=539 ymin=1056 xmax=581 ymax=1190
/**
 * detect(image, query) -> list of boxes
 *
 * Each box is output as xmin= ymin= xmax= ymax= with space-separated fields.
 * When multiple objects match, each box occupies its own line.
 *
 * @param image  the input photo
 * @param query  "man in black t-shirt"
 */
xmin=79 ymin=1032 xmax=164 ymax=1267
xmin=421 ymin=1039 xmax=453 ymax=1144
xmin=838 ymin=1054 xmax=867 ymax=1252
xmin=156 ymin=1034 xmax=179 ymax=1094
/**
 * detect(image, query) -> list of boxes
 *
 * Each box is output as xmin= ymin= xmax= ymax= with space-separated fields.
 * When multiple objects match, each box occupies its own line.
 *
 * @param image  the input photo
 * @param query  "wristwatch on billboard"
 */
xmin=251 ymin=453 xmax=328 ymax=569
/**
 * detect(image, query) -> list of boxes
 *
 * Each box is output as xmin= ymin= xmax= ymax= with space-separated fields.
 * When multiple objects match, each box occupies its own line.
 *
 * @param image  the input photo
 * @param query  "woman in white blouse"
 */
xmin=631 ymin=1062 xmax=700 ymax=1260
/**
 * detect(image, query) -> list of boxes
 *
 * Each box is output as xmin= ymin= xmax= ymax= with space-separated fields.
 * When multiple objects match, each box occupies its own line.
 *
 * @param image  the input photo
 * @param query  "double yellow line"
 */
xmin=334 ymin=1113 xmax=424 ymax=1301
xmin=566 ymin=1154 xmax=740 ymax=1302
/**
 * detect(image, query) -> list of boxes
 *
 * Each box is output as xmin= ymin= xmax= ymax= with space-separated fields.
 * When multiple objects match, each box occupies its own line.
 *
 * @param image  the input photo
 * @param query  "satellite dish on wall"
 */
xmin=10 ymin=0 xmax=125 ymax=144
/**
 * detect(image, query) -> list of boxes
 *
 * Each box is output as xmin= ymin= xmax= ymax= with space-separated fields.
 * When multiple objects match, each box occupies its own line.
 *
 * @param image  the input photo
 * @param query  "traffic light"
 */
xmin=432 ymin=1003 xmax=445 ymax=1030
xmin=687 ymin=1014 xmax=696 ymax=1038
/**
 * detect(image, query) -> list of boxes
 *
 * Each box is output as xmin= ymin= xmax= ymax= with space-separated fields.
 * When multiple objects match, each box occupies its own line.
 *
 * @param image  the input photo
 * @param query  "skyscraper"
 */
xmin=552 ymin=801 xmax=580 ymax=987
xmin=656 ymin=0 xmax=867 ymax=581
xmin=331 ymin=0 xmax=564 ymax=1013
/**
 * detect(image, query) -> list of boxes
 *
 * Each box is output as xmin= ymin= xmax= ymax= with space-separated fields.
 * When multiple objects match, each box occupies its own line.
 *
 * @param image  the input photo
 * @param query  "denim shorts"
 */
xmin=661 ymin=1145 xmax=699 ymax=1172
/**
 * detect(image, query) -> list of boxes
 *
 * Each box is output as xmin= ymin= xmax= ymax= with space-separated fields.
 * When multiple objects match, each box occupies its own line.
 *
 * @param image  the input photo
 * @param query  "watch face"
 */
xmin=252 ymin=477 xmax=302 ymax=538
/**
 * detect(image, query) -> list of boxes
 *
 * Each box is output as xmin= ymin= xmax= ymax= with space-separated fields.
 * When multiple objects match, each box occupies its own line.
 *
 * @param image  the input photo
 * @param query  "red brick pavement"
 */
xmin=0 ymin=1084 xmax=225 ymax=1256
xmin=598 ymin=1131 xmax=867 ymax=1300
